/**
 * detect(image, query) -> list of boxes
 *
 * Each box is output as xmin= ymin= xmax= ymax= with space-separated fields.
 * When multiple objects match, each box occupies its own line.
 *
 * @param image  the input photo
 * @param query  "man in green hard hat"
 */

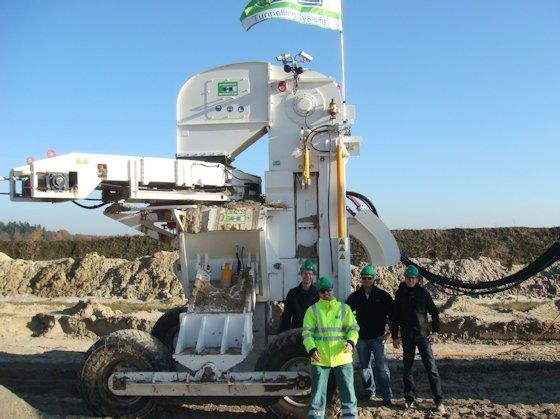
xmin=279 ymin=259 xmax=319 ymax=332
xmin=303 ymin=276 xmax=360 ymax=418
xmin=346 ymin=265 xmax=394 ymax=406
xmin=391 ymin=264 xmax=444 ymax=413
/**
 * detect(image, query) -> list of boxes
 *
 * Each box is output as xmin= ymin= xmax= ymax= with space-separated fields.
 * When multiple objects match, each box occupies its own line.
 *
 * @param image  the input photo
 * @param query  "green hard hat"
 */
xmin=360 ymin=265 xmax=375 ymax=277
xmin=300 ymin=259 xmax=317 ymax=273
xmin=317 ymin=277 xmax=333 ymax=291
xmin=404 ymin=265 xmax=419 ymax=277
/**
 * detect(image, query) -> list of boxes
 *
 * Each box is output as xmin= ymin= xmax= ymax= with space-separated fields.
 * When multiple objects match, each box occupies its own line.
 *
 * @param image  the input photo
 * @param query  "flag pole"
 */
xmin=336 ymin=0 xmax=350 ymax=299
xmin=336 ymin=0 xmax=347 ymax=239
xmin=339 ymin=0 xmax=347 ymax=122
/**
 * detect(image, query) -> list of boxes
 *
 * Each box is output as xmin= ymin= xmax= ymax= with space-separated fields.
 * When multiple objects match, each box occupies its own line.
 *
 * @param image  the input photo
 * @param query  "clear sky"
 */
xmin=1 ymin=1 xmax=559 ymax=235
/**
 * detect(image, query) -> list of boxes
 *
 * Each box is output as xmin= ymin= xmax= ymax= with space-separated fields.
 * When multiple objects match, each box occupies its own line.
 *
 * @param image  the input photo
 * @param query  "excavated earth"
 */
xmin=0 ymin=251 xmax=559 ymax=418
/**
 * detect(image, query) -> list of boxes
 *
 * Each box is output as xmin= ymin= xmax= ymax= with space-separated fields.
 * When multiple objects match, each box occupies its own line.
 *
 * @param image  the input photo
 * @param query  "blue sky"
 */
xmin=1 ymin=1 xmax=558 ymax=235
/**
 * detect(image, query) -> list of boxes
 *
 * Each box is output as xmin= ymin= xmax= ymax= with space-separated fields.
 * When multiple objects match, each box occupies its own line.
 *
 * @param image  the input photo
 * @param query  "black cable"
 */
xmin=190 ymin=161 xmax=223 ymax=168
xmin=348 ymin=190 xmax=560 ymax=295
xmin=401 ymin=239 xmax=560 ymax=291
xmin=236 ymin=249 xmax=241 ymax=275
xmin=346 ymin=206 xmax=356 ymax=217
xmin=401 ymin=239 xmax=560 ymax=295
xmin=307 ymin=130 xmax=331 ymax=153
xmin=346 ymin=191 xmax=379 ymax=217
xmin=308 ymin=124 xmax=332 ymax=136
xmin=230 ymin=173 xmax=257 ymax=182
xmin=72 ymin=201 xmax=110 ymax=209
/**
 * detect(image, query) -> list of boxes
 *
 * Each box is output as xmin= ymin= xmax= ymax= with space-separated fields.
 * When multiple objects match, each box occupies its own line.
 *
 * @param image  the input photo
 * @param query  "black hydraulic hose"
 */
xmin=348 ymin=190 xmax=560 ymax=295
xmin=346 ymin=191 xmax=378 ymax=216
xmin=72 ymin=201 xmax=110 ymax=209
xmin=401 ymin=238 xmax=560 ymax=293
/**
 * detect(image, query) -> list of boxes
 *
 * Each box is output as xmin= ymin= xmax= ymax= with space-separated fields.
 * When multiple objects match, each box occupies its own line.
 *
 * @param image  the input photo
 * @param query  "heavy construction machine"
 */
xmin=6 ymin=53 xmax=401 ymax=417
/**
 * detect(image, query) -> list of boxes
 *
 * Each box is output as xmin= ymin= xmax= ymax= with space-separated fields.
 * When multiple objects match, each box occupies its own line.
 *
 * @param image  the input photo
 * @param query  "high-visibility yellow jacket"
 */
xmin=302 ymin=298 xmax=360 ymax=367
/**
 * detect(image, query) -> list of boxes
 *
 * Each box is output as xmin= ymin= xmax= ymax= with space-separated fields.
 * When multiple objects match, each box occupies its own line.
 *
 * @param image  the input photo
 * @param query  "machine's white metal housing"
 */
xmin=5 ymin=59 xmax=401 ymax=397
xmin=176 ymin=62 xmax=270 ymax=159
xmin=10 ymin=153 xmax=260 ymax=203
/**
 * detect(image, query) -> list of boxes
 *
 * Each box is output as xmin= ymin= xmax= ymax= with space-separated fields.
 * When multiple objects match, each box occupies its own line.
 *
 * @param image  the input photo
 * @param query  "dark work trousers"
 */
xmin=401 ymin=336 xmax=443 ymax=403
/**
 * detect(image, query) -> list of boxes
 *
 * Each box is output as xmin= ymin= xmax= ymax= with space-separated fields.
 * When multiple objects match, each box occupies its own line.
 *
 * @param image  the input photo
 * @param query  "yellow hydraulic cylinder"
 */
xmin=302 ymin=147 xmax=310 ymax=188
xmin=336 ymin=141 xmax=346 ymax=237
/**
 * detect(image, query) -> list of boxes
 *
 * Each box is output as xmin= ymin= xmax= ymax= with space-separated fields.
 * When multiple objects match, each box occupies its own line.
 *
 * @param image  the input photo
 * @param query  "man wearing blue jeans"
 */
xmin=303 ymin=277 xmax=359 ymax=419
xmin=346 ymin=265 xmax=394 ymax=406
xmin=391 ymin=265 xmax=445 ymax=414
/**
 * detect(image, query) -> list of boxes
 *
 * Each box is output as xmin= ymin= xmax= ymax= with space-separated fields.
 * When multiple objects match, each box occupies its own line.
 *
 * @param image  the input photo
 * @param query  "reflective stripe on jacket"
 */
xmin=302 ymin=298 xmax=360 ymax=367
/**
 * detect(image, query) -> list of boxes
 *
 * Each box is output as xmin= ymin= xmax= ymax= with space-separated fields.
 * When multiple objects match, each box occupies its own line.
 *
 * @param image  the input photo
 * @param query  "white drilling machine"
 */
xmin=6 ymin=53 xmax=400 ymax=417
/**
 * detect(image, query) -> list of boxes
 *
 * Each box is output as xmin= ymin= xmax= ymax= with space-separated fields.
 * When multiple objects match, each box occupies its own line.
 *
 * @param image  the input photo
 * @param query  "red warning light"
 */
xmin=278 ymin=81 xmax=287 ymax=92
xmin=47 ymin=149 xmax=57 ymax=158
xmin=26 ymin=156 xmax=35 ymax=165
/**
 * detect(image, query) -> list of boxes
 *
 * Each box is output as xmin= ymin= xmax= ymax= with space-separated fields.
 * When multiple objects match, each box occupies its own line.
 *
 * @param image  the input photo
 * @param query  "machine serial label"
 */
xmin=218 ymin=81 xmax=238 ymax=96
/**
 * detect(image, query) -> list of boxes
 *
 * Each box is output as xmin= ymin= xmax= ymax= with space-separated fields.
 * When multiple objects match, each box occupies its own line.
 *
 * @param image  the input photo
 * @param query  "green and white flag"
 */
xmin=241 ymin=0 xmax=343 ymax=32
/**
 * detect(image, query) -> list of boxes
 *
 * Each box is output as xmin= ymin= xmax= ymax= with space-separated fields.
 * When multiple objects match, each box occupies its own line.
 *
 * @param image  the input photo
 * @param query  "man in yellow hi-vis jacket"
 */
xmin=302 ymin=277 xmax=360 ymax=419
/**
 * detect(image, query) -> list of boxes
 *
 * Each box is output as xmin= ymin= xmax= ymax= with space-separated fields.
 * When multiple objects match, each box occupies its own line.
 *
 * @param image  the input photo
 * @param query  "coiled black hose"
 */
xmin=346 ymin=191 xmax=560 ymax=295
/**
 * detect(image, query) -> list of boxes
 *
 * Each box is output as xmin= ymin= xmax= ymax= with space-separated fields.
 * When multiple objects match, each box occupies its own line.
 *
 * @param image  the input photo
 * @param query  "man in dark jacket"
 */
xmin=279 ymin=259 xmax=319 ymax=332
xmin=391 ymin=265 xmax=444 ymax=413
xmin=346 ymin=265 xmax=394 ymax=406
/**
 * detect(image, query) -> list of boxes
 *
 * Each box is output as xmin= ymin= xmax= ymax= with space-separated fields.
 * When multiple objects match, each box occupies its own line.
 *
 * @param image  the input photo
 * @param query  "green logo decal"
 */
xmin=224 ymin=211 xmax=246 ymax=224
xmin=218 ymin=81 xmax=238 ymax=96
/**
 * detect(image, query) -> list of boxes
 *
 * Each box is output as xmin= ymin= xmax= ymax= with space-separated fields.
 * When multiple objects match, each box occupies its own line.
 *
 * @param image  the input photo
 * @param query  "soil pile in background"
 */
xmin=29 ymin=300 xmax=156 ymax=339
xmin=1 ymin=247 xmax=558 ymax=342
xmin=1 ymin=251 xmax=558 ymax=301
xmin=0 ymin=251 xmax=183 ymax=300
xmin=350 ymin=257 xmax=559 ymax=299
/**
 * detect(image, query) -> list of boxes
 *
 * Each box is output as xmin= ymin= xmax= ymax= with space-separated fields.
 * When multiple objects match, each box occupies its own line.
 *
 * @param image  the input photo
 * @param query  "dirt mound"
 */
xmin=348 ymin=264 xmax=560 ymax=341
xmin=351 ymin=257 xmax=559 ymax=299
xmin=440 ymin=314 xmax=560 ymax=341
xmin=441 ymin=297 xmax=500 ymax=317
xmin=0 ymin=251 xmax=184 ymax=301
xmin=1 ymin=251 xmax=556 ymax=301
xmin=29 ymin=300 xmax=155 ymax=339
xmin=528 ymin=299 xmax=560 ymax=320
xmin=0 ymin=385 xmax=40 ymax=419
xmin=1 ymin=251 xmax=558 ymax=342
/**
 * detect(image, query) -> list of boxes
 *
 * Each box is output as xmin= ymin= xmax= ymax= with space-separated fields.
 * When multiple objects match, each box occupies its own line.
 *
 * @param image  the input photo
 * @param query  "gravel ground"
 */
xmin=0 ymin=297 xmax=558 ymax=418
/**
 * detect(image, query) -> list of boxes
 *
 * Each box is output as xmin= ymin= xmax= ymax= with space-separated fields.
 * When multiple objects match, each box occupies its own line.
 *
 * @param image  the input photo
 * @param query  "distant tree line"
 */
xmin=0 ymin=221 xmax=73 ymax=241
xmin=0 ymin=222 xmax=558 ymax=265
